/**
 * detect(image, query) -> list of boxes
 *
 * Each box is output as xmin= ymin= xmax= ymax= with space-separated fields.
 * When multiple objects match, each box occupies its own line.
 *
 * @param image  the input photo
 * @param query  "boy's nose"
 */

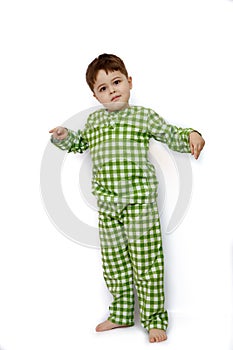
xmin=110 ymin=86 xmax=116 ymax=94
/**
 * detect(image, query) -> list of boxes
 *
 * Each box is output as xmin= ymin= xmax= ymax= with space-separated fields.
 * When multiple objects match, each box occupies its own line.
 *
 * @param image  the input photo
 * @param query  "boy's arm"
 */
xmin=148 ymin=110 xmax=204 ymax=156
xmin=50 ymin=127 xmax=89 ymax=153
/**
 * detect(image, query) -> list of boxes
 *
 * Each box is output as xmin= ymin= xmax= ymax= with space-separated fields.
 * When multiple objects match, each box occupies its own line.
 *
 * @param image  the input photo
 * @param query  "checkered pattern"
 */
xmin=51 ymin=105 xmax=193 ymax=331
xmin=98 ymin=201 xmax=168 ymax=330
xmin=52 ymin=106 xmax=193 ymax=204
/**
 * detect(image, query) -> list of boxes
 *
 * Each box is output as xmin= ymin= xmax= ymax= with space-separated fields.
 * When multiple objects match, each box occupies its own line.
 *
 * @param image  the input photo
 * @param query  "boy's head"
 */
xmin=86 ymin=53 xmax=132 ymax=112
xmin=86 ymin=54 xmax=129 ymax=91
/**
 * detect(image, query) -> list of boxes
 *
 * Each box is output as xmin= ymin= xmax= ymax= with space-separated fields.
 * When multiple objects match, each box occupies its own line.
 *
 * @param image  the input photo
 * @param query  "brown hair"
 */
xmin=86 ymin=53 xmax=128 ymax=91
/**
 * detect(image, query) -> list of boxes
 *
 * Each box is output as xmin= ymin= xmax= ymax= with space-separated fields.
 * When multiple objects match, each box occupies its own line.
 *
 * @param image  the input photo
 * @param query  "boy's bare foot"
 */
xmin=149 ymin=328 xmax=167 ymax=343
xmin=95 ymin=319 xmax=132 ymax=332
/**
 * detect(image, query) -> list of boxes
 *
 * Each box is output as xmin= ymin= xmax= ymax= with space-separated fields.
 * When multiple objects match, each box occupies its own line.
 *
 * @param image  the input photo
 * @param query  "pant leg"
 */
xmin=98 ymin=201 xmax=135 ymax=326
xmin=123 ymin=202 xmax=168 ymax=331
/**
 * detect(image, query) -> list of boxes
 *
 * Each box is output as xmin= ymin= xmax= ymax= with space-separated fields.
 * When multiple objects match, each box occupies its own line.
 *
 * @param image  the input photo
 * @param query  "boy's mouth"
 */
xmin=111 ymin=95 xmax=121 ymax=102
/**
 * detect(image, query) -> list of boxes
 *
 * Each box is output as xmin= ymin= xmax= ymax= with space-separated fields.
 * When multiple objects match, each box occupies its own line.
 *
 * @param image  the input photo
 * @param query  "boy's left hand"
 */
xmin=189 ymin=131 xmax=205 ymax=160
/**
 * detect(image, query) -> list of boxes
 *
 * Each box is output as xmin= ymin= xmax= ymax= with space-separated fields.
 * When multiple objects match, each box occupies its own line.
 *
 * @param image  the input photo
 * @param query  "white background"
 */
xmin=0 ymin=0 xmax=233 ymax=349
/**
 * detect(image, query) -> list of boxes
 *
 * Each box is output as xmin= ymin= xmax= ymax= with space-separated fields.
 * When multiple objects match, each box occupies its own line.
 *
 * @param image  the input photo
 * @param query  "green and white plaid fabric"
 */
xmin=98 ymin=200 xmax=168 ymax=330
xmin=51 ymin=105 xmax=193 ymax=331
xmin=52 ymin=106 xmax=193 ymax=204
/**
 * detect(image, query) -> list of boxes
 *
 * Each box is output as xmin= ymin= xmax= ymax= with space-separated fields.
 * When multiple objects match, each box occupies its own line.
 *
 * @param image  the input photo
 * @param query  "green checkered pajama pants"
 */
xmin=98 ymin=200 xmax=168 ymax=331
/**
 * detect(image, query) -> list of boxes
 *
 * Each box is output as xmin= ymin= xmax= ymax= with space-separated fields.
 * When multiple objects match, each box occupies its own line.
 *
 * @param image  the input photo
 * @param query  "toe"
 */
xmin=149 ymin=329 xmax=167 ymax=343
xmin=159 ymin=332 xmax=167 ymax=342
xmin=95 ymin=324 xmax=102 ymax=332
xmin=149 ymin=336 xmax=156 ymax=343
xmin=156 ymin=335 xmax=163 ymax=342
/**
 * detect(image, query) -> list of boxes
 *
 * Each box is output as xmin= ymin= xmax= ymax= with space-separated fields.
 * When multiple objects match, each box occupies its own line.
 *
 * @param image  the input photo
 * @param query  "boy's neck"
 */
xmin=106 ymin=103 xmax=130 ymax=113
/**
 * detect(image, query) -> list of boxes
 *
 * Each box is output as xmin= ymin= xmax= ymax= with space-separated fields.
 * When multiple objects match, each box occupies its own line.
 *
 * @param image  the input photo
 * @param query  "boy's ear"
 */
xmin=93 ymin=92 xmax=99 ymax=101
xmin=128 ymin=76 xmax=133 ymax=89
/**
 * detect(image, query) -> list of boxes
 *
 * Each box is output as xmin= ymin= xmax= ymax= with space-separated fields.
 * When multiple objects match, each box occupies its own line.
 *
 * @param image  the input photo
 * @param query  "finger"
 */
xmin=189 ymin=139 xmax=193 ymax=153
xmin=49 ymin=128 xmax=56 ymax=133
xmin=194 ymin=145 xmax=199 ymax=159
xmin=196 ymin=144 xmax=203 ymax=159
xmin=190 ymin=143 xmax=194 ymax=155
xmin=196 ymin=144 xmax=204 ymax=159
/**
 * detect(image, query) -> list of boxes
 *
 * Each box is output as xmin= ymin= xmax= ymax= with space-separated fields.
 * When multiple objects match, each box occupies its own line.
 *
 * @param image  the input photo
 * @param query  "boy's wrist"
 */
xmin=190 ymin=130 xmax=202 ymax=137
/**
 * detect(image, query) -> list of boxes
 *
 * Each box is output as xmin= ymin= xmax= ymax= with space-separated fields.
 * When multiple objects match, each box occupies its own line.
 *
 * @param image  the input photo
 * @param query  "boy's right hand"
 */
xmin=49 ymin=127 xmax=68 ymax=140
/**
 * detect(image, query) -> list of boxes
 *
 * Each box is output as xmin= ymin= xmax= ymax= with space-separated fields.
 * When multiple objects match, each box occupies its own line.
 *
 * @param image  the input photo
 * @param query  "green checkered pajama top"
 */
xmin=51 ymin=106 xmax=193 ymax=204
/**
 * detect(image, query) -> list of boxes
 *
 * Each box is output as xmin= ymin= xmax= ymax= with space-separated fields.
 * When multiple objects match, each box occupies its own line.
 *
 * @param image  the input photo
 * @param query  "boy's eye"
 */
xmin=114 ymin=80 xmax=121 ymax=85
xmin=99 ymin=86 xmax=106 ymax=92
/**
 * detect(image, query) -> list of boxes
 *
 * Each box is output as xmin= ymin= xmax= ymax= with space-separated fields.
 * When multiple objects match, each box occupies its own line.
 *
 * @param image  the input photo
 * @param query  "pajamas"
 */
xmin=98 ymin=200 xmax=168 ymax=330
xmin=51 ymin=105 xmax=193 ymax=330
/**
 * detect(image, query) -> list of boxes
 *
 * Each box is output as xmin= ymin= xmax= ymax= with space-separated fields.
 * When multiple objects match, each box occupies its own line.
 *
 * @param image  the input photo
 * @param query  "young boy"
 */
xmin=49 ymin=54 xmax=205 ymax=343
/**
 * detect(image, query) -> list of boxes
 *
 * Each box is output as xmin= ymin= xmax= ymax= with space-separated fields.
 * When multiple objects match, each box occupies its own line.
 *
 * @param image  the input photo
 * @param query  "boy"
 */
xmin=49 ymin=54 xmax=205 ymax=343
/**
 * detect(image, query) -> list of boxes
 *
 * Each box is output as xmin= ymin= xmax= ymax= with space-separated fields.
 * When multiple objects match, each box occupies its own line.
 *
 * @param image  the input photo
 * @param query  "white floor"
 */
xmin=89 ymin=313 xmax=233 ymax=350
xmin=0 ymin=296 xmax=232 ymax=350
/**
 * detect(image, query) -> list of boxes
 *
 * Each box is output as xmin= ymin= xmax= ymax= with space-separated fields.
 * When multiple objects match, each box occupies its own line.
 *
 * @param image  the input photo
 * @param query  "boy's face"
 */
xmin=93 ymin=70 xmax=132 ymax=112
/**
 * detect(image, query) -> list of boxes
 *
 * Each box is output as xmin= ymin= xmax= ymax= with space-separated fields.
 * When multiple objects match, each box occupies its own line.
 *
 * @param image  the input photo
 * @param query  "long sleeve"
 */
xmin=147 ymin=109 xmax=194 ymax=153
xmin=51 ymin=128 xmax=89 ymax=153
